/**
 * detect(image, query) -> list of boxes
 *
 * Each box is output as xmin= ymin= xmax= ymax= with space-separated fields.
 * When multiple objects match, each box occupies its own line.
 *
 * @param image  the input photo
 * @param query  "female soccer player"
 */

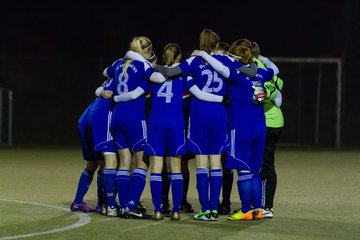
xmin=71 ymin=77 xmax=117 ymax=216
xmin=194 ymin=40 xmax=279 ymax=221
xmin=104 ymin=36 xmax=166 ymax=219
xmin=126 ymin=42 xmax=229 ymax=220
xmin=145 ymin=43 xmax=188 ymax=221
xmin=251 ymin=41 xmax=284 ymax=218
xmin=155 ymin=29 xmax=258 ymax=221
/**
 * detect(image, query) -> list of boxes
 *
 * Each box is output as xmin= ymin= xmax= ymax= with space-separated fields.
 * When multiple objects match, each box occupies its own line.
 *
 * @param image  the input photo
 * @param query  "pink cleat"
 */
xmin=70 ymin=202 xmax=95 ymax=212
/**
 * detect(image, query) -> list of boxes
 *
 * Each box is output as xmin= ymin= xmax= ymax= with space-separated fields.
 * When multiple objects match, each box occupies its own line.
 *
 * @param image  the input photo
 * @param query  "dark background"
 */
xmin=0 ymin=0 xmax=359 ymax=148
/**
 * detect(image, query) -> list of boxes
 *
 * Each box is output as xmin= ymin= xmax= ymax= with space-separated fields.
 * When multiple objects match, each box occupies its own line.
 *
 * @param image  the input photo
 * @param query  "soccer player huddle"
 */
xmin=70 ymin=28 xmax=284 ymax=221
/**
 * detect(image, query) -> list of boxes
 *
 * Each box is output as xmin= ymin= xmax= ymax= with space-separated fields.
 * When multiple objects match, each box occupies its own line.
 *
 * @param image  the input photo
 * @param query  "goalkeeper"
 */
xmin=252 ymin=42 xmax=284 ymax=218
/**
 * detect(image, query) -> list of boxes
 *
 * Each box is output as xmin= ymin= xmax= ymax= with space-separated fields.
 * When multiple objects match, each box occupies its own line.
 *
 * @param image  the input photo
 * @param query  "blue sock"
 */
xmin=196 ymin=168 xmax=209 ymax=212
xmin=127 ymin=168 xmax=147 ymax=210
xmin=210 ymin=169 xmax=222 ymax=211
xmin=103 ymin=168 xmax=117 ymax=208
xmin=116 ymin=169 xmax=130 ymax=208
xmin=171 ymin=173 xmax=183 ymax=212
xmin=237 ymin=172 xmax=253 ymax=213
xmin=96 ymin=170 xmax=103 ymax=206
xmin=74 ymin=168 xmax=93 ymax=204
xmin=251 ymin=174 xmax=262 ymax=209
xmin=150 ymin=173 xmax=162 ymax=212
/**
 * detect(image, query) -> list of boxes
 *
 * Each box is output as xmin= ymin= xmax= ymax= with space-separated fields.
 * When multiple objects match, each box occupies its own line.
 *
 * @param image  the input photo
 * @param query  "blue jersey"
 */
xmin=228 ymin=67 xmax=275 ymax=128
xmin=180 ymin=55 xmax=227 ymax=117
xmin=106 ymin=58 xmax=152 ymax=151
xmin=106 ymin=58 xmax=152 ymax=118
xmin=180 ymin=55 xmax=229 ymax=155
xmin=148 ymin=74 xmax=187 ymax=128
xmin=78 ymin=78 xmax=116 ymax=159
xmin=88 ymin=78 xmax=115 ymax=114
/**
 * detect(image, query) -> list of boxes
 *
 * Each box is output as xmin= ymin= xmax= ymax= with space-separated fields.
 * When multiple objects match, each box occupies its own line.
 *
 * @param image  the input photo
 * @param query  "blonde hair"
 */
xmin=129 ymin=36 xmax=152 ymax=56
xmin=123 ymin=36 xmax=153 ymax=74
xmin=163 ymin=43 xmax=182 ymax=66
xmin=199 ymin=29 xmax=220 ymax=54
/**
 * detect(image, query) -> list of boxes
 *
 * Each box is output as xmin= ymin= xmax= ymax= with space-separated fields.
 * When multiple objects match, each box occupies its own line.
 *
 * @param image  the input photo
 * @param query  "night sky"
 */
xmin=2 ymin=0 xmax=357 ymax=59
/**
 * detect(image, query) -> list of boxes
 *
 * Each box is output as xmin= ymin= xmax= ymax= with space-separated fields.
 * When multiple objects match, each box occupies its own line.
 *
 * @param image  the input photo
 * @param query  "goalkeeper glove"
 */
xmin=264 ymin=82 xmax=277 ymax=102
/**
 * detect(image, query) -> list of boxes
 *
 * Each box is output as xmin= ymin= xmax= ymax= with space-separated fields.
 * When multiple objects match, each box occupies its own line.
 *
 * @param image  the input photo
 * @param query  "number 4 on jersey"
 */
xmin=157 ymin=81 xmax=173 ymax=103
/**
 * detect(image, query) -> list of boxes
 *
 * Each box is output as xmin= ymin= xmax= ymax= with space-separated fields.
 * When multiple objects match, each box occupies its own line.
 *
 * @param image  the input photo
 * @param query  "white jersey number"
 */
xmin=157 ymin=81 xmax=173 ymax=103
xmin=202 ymin=69 xmax=223 ymax=93
xmin=117 ymin=72 xmax=129 ymax=94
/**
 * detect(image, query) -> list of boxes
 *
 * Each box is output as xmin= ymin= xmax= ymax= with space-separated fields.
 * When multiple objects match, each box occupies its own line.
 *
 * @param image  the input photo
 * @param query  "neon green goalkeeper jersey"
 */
xmin=254 ymin=58 xmax=284 ymax=128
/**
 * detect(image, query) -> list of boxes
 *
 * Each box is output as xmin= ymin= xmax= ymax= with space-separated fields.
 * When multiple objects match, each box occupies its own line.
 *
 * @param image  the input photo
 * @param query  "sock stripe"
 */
xmin=210 ymin=169 xmax=222 ymax=177
xmin=133 ymin=168 xmax=147 ymax=175
xmin=196 ymin=168 xmax=208 ymax=174
xmin=150 ymin=175 xmax=162 ymax=181
xmin=104 ymin=168 xmax=117 ymax=174
xmin=171 ymin=173 xmax=183 ymax=180
xmin=82 ymin=168 xmax=89 ymax=176
xmin=116 ymin=170 xmax=130 ymax=176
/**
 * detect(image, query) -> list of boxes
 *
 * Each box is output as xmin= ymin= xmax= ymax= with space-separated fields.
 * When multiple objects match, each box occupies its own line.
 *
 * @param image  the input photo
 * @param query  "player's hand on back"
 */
xmin=191 ymin=50 xmax=200 ymax=56
xmin=101 ymin=90 xmax=113 ymax=99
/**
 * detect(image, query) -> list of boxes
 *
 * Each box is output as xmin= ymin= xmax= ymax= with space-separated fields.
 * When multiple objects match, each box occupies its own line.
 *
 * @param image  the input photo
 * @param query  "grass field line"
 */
xmin=0 ymin=198 xmax=91 ymax=240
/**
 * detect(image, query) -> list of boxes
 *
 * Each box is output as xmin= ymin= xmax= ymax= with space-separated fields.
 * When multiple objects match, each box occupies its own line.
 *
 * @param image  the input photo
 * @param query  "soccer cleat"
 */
xmin=106 ymin=206 xmax=118 ymax=217
xmin=180 ymin=200 xmax=195 ymax=213
xmin=262 ymin=208 xmax=274 ymax=218
xmin=70 ymin=202 xmax=94 ymax=213
xmin=194 ymin=210 xmax=211 ymax=221
xmin=152 ymin=211 xmax=164 ymax=220
xmin=252 ymin=209 xmax=263 ymax=220
xmin=232 ymin=208 xmax=241 ymax=214
xmin=218 ymin=202 xmax=231 ymax=215
xmin=118 ymin=208 xmax=128 ymax=218
xmin=227 ymin=210 xmax=253 ymax=221
xmin=100 ymin=205 xmax=107 ymax=215
xmin=210 ymin=210 xmax=219 ymax=221
xmin=137 ymin=201 xmax=147 ymax=214
xmin=170 ymin=211 xmax=180 ymax=221
xmin=124 ymin=208 xmax=152 ymax=219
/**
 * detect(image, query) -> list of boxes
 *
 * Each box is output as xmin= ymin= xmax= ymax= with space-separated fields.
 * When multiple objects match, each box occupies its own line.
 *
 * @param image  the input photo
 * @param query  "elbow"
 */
xmin=151 ymin=72 xmax=166 ymax=83
xmin=249 ymin=71 xmax=256 ymax=78
xmin=103 ymin=68 xmax=109 ymax=78
xmin=273 ymin=67 xmax=279 ymax=76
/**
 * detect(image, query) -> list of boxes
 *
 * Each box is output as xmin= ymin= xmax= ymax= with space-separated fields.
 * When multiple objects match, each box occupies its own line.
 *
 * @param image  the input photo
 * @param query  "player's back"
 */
xmin=149 ymin=74 xmax=186 ymax=128
xmin=111 ymin=59 xmax=151 ymax=116
xmin=180 ymin=55 xmax=227 ymax=117
xmin=228 ymin=68 xmax=273 ymax=125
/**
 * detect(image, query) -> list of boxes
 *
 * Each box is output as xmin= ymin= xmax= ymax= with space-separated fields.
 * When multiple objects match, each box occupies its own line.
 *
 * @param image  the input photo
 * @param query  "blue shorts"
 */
xmin=112 ymin=115 xmax=147 ymax=152
xmin=226 ymin=124 xmax=266 ymax=173
xmin=89 ymin=108 xmax=116 ymax=153
xmin=78 ymin=106 xmax=104 ymax=161
xmin=187 ymin=114 xmax=228 ymax=155
xmin=145 ymin=127 xmax=186 ymax=157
